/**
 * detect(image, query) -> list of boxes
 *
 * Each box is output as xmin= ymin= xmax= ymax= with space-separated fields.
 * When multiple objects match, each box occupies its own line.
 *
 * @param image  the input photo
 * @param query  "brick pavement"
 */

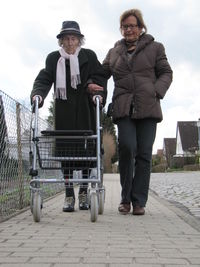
xmin=150 ymin=171 xmax=200 ymax=219
xmin=0 ymin=173 xmax=200 ymax=267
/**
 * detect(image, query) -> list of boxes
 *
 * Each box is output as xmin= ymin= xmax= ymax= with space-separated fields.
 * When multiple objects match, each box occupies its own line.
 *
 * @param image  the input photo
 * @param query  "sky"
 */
xmin=0 ymin=0 xmax=200 ymax=154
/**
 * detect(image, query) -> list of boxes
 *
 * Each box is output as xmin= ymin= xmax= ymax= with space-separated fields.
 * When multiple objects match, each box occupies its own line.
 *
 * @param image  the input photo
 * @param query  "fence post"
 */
xmin=16 ymin=102 xmax=24 ymax=209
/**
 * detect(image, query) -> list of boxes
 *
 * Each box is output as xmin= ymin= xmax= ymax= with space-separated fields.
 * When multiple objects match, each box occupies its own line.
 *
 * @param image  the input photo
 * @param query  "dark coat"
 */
xmin=31 ymin=48 xmax=107 ymax=133
xmin=103 ymin=34 xmax=173 ymax=123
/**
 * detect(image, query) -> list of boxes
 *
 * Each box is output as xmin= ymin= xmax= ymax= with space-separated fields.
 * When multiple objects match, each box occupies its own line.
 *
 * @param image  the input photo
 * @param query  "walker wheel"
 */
xmin=32 ymin=191 xmax=42 ymax=222
xmin=90 ymin=192 xmax=98 ymax=222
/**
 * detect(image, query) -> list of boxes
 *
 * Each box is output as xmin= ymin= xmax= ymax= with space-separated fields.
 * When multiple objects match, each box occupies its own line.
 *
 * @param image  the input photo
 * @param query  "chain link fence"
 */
xmin=0 ymin=90 xmax=64 ymax=222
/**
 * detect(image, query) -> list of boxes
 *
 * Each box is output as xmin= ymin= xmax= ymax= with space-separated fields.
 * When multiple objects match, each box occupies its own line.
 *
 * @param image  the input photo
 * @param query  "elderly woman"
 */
xmin=31 ymin=21 xmax=107 ymax=212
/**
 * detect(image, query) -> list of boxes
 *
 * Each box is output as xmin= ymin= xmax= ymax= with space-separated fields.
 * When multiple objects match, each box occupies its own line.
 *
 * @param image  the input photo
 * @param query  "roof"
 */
xmin=177 ymin=121 xmax=199 ymax=152
xmin=163 ymin=138 xmax=176 ymax=156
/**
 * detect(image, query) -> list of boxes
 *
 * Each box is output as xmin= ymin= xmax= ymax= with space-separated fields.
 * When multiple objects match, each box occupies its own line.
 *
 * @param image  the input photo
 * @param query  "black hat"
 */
xmin=56 ymin=21 xmax=84 ymax=39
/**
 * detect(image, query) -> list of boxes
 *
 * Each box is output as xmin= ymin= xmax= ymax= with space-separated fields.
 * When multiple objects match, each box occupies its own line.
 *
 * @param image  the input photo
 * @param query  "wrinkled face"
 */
xmin=61 ymin=34 xmax=80 ymax=54
xmin=121 ymin=15 xmax=142 ymax=42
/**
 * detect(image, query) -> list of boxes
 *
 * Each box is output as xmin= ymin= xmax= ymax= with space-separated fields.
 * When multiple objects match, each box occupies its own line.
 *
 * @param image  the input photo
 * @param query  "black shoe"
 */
xmin=78 ymin=192 xmax=89 ymax=210
xmin=63 ymin=197 xmax=75 ymax=212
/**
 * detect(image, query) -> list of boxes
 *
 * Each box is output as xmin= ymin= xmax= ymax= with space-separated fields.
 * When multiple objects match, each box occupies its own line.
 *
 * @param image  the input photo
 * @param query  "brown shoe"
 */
xmin=118 ymin=203 xmax=131 ymax=214
xmin=132 ymin=205 xmax=145 ymax=215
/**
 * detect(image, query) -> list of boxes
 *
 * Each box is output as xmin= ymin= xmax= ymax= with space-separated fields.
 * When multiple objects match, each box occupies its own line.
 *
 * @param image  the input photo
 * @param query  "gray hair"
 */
xmin=58 ymin=35 xmax=85 ymax=47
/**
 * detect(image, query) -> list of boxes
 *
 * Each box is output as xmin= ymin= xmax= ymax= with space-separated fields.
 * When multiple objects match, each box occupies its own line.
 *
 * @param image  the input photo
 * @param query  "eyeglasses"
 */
xmin=121 ymin=24 xmax=138 ymax=31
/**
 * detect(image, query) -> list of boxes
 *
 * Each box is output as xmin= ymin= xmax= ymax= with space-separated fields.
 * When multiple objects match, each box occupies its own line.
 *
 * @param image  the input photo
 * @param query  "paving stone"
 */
xmin=0 ymin=173 xmax=200 ymax=267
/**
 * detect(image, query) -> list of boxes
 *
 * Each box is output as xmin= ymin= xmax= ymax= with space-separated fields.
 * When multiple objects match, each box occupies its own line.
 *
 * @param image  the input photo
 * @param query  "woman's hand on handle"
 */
xmin=32 ymin=95 xmax=43 ymax=104
xmin=87 ymin=83 xmax=104 ymax=94
xmin=92 ymin=95 xmax=103 ymax=105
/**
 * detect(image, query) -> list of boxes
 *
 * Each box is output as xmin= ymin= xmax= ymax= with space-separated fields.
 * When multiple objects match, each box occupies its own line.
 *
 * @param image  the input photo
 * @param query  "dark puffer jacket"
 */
xmin=103 ymin=33 xmax=172 ymax=123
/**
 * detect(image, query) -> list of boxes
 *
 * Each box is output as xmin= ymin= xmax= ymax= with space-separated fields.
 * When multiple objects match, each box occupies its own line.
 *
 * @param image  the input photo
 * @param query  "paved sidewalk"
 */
xmin=1 ymin=174 xmax=200 ymax=267
xmin=150 ymin=171 xmax=200 ymax=219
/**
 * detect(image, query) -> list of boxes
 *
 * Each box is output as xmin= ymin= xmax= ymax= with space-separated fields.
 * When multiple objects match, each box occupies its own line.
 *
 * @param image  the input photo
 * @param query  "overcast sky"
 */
xmin=0 ymin=0 xmax=200 ymax=153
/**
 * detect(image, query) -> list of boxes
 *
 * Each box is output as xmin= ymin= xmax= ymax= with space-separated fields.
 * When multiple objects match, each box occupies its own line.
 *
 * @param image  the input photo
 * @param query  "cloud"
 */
xmin=148 ymin=0 xmax=177 ymax=7
xmin=165 ymin=62 xmax=200 ymax=112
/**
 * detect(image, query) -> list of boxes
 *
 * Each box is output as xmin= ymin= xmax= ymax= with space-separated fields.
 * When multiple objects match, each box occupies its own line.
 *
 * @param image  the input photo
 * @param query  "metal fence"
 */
xmin=0 ymin=90 xmax=64 ymax=222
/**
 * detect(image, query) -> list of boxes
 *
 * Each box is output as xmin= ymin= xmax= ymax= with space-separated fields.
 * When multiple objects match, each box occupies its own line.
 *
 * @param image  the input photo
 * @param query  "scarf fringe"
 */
xmin=71 ymin=74 xmax=81 ymax=89
xmin=54 ymin=87 xmax=67 ymax=100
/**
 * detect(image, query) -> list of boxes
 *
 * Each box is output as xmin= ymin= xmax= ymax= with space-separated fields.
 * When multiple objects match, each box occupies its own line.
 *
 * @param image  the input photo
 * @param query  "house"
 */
xmin=161 ymin=121 xmax=200 ymax=169
xmin=176 ymin=121 xmax=199 ymax=156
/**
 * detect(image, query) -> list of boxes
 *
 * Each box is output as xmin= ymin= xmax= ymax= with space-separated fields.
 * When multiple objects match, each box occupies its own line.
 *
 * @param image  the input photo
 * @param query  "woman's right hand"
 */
xmin=87 ymin=83 xmax=104 ymax=94
xmin=32 ymin=95 xmax=43 ymax=104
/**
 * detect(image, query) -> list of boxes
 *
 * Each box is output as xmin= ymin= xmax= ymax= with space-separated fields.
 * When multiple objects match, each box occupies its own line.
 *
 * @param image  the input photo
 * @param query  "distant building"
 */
xmin=176 ymin=121 xmax=199 ymax=156
xmin=160 ymin=121 xmax=200 ymax=169
xmin=157 ymin=149 xmax=164 ymax=157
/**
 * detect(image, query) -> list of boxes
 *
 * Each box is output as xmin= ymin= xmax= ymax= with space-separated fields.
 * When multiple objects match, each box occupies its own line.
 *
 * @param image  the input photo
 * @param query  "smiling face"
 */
xmin=61 ymin=34 xmax=80 ymax=54
xmin=121 ymin=15 xmax=143 ymax=42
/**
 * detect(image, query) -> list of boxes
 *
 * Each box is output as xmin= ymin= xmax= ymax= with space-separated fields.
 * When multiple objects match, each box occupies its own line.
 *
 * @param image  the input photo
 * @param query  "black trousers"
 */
xmin=117 ymin=117 xmax=157 ymax=207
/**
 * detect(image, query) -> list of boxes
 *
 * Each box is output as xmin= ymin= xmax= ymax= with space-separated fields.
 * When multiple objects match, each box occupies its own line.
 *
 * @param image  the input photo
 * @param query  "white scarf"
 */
xmin=55 ymin=47 xmax=81 ymax=100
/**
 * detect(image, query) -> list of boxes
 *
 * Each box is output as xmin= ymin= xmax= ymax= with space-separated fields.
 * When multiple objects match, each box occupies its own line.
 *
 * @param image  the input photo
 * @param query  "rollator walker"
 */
xmin=29 ymin=96 xmax=105 ymax=222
